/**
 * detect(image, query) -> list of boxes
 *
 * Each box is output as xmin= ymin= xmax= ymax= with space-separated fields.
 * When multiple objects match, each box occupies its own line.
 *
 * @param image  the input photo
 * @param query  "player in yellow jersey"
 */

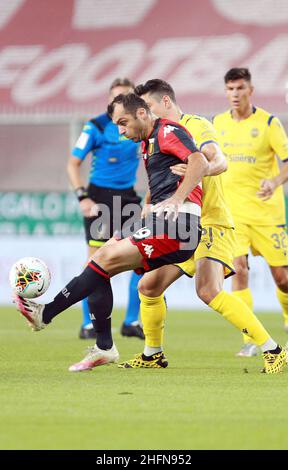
xmin=118 ymin=79 xmax=286 ymax=374
xmin=213 ymin=67 xmax=288 ymax=357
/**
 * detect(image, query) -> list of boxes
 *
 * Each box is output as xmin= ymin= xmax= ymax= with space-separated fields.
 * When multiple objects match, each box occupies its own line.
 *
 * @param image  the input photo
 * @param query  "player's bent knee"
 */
xmin=138 ymin=279 xmax=164 ymax=298
xmin=92 ymin=245 xmax=121 ymax=270
xmin=196 ymin=284 xmax=221 ymax=305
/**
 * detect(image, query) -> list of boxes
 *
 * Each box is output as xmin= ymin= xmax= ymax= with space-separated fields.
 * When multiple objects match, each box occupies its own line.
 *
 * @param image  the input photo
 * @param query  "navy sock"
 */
xmin=88 ymin=285 xmax=113 ymax=350
xmin=43 ymin=261 xmax=111 ymax=325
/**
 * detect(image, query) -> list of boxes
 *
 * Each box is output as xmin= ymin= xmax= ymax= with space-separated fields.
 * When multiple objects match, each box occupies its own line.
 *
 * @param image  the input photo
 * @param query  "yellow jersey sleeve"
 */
xmin=180 ymin=114 xmax=217 ymax=150
xmin=268 ymin=117 xmax=288 ymax=162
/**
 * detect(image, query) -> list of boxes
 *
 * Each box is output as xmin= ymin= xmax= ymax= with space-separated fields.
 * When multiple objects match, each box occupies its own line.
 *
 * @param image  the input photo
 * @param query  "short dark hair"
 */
xmin=135 ymin=79 xmax=176 ymax=103
xmin=224 ymin=68 xmax=251 ymax=83
xmin=107 ymin=93 xmax=150 ymax=117
xmin=109 ymin=77 xmax=135 ymax=91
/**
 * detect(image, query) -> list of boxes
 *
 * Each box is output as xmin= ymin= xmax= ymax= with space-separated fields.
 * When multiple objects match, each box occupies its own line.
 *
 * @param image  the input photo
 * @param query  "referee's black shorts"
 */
xmin=83 ymin=183 xmax=142 ymax=246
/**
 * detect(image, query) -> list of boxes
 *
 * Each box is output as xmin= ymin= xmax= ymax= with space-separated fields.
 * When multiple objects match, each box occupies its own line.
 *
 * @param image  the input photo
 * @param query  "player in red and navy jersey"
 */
xmin=14 ymin=93 xmax=209 ymax=371
xmin=124 ymin=115 xmax=203 ymax=272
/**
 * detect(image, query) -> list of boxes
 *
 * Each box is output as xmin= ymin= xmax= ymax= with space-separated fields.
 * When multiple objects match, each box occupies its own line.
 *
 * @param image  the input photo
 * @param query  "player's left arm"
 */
xmin=257 ymin=162 xmax=288 ymax=200
xmin=257 ymin=117 xmax=288 ymax=200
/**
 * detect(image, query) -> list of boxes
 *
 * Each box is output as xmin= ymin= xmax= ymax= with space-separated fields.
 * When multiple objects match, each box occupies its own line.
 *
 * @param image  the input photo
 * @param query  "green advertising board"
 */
xmin=0 ymin=192 xmax=83 ymax=236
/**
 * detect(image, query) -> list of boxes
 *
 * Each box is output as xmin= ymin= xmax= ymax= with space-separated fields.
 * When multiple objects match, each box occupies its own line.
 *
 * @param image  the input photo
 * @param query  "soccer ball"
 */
xmin=9 ymin=257 xmax=51 ymax=299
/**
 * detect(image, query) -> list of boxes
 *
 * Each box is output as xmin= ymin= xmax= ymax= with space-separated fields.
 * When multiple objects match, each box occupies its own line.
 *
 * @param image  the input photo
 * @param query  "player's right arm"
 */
xmin=67 ymin=121 xmax=101 ymax=217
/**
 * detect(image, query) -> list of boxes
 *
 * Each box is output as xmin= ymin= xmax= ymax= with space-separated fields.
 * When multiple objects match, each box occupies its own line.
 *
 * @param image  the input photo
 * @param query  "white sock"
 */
xmin=144 ymin=346 xmax=162 ymax=356
xmin=260 ymin=338 xmax=278 ymax=352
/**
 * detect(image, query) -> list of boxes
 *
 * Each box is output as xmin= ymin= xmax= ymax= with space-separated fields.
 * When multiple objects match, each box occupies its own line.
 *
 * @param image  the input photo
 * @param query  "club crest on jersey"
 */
xmin=251 ymin=128 xmax=259 ymax=137
xmin=163 ymin=125 xmax=177 ymax=138
xmin=147 ymin=138 xmax=155 ymax=156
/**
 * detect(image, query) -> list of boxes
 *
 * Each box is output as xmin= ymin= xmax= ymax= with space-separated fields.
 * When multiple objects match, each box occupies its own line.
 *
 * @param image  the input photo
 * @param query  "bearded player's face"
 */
xmin=112 ymin=103 xmax=148 ymax=142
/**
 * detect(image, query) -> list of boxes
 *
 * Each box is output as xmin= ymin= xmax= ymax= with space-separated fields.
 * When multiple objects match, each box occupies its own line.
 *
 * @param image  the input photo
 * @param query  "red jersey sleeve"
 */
xmin=158 ymin=122 xmax=199 ymax=161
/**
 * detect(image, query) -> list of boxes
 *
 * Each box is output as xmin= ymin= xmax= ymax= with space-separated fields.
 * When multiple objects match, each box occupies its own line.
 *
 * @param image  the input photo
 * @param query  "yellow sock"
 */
xmin=233 ymin=288 xmax=254 ymax=344
xmin=139 ymin=292 xmax=167 ymax=348
xmin=209 ymin=291 xmax=269 ymax=346
xmin=276 ymin=287 xmax=288 ymax=327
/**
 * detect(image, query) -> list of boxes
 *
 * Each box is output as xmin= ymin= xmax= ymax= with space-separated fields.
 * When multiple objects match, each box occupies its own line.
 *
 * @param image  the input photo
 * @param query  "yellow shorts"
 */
xmin=176 ymin=225 xmax=236 ymax=278
xmin=234 ymin=222 xmax=288 ymax=266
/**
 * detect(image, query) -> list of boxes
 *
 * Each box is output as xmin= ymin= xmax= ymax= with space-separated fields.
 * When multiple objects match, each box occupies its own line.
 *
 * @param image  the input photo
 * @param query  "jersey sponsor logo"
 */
xmin=227 ymin=155 xmax=256 ymax=164
xmin=75 ymin=132 xmax=89 ymax=149
xmin=163 ymin=125 xmax=177 ymax=138
xmin=141 ymin=242 xmax=154 ymax=258
xmin=250 ymin=128 xmax=259 ymax=137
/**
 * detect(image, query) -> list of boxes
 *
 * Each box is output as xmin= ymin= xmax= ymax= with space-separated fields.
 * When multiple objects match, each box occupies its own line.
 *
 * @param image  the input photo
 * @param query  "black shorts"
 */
xmin=84 ymin=183 xmax=142 ymax=245
xmin=125 ymin=212 xmax=201 ymax=273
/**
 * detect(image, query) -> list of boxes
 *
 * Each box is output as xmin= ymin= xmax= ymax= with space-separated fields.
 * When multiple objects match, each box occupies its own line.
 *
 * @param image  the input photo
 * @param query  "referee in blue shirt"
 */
xmin=67 ymin=78 xmax=144 ymax=340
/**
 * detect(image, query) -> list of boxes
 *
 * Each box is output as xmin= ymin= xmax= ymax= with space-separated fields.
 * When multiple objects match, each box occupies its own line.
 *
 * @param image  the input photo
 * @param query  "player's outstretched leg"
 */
xmin=13 ymin=295 xmax=46 ymax=331
xmin=207 ymin=291 xmax=288 ymax=374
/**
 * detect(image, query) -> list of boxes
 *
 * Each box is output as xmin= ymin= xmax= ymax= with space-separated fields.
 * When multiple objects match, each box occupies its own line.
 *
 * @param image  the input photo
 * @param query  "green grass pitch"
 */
xmin=1 ymin=305 xmax=288 ymax=450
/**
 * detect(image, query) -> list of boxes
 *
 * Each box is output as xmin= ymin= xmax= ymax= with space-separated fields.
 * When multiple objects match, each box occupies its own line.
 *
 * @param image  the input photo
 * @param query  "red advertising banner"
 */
xmin=0 ymin=0 xmax=287 ymax=115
